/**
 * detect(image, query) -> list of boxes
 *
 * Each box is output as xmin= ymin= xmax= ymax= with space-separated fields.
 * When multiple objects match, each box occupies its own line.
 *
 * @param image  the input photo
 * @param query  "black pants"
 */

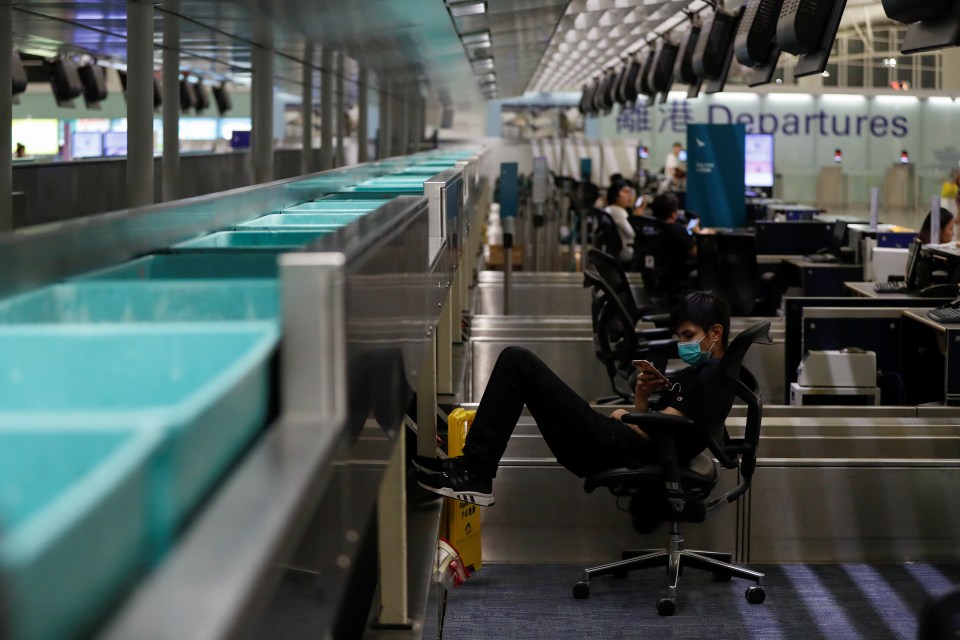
xmin=462 ymin=347 xmax=655 ymax=479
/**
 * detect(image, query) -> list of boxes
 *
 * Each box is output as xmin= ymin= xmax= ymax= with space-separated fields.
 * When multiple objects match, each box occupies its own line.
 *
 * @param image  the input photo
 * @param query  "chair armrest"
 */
xmin=640 ymin=313 xmax=671 ymax=327
xmin=636 ymin=327 xmax=672 ymax=341
xmin=619 ymin=412 xmax=695 ymax=513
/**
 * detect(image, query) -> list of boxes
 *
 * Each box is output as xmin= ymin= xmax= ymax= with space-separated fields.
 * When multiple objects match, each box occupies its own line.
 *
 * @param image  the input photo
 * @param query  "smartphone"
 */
xmin=635 ymin=195 xmax=645 ymax=208
xmin=632 ymin=359 xmax=669 ymax=382
xmin=686 ymin=218 xmax=698 ymax=233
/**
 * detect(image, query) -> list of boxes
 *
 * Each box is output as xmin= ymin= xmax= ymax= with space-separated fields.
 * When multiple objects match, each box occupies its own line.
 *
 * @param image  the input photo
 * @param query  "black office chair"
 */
xmin=630 ymin=215 xmax=685 ymax=313
xmin=590 ymin=208 xmax=625 ymax=260
xmin=572 ymin=320 xmax=773 ymax=615
xmin=696 ymin=233 xmax=781 ymax=316
xmin=583 ymin=269 xmax=676 ymax=403
xmin=586 ymin=248 xmax=675 ymax=328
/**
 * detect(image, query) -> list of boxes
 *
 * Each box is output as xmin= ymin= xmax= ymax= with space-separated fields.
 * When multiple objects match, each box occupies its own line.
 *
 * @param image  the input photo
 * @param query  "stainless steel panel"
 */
xmin=749 ymin=464 xmax=960 ymax=562
xmin=482 ymin=465 xmax=740 ymax=565
xmin=477 ymin=282 xmax=593 ymax=316
xmin=470 ymin=337 xmax=613 ymax=403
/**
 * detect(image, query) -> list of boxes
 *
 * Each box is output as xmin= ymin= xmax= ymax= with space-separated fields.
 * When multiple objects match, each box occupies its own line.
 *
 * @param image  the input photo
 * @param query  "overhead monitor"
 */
xmin=775 ymin=0 xmax=848 ymax=77
xmin=49 ymin=58 xmax=83 ymax=106
xmin=212 ymin=83 xmax=232 ymax=115
xmin=636 ymin=49 xmax=656 ymax=100
xmin=78 ymin=64 xmax=108 ymax=107
xmin=692 ymin=8 xmax=743 ymax=94
xmin=194 ymin=82 xmax=210 ymax=113
xmin=12 ymin=50 xmax=28 ymax=96
xmin=72 ymin=131 xmax=103 ymax=159
xmin=179 ymin=78 xmax=197 ymax=112
xmin=745 ymin=133 xmax=774 ymax=188
xmin=674 ymin=24 xmax=704 ymax=97
xmin=882 ymin=0 xmax=960 ymax=54
xmin=622 ymin=57 xmax=642 ymax=104
xmin=103 ymin=131 xmax=128 ymax=156
xmin=612 ymin=64 xmax=630 ymax=105
xmin=735 ymin=0 xmax=785 ymax=86
xmin=599 ymin=69 xmax=618 ymax=113
xmin=648 ymin=41 xmax=680 ymax=102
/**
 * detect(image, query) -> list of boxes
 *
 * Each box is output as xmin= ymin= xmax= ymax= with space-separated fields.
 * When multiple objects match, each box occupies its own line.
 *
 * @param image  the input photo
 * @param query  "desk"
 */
xmin=782 ymin=257 xmax=863 ymax=297
xmin=845 ymin=281 xmax=957 ymax=301
xmin=902 ymin=309 xmax=960 ymax=406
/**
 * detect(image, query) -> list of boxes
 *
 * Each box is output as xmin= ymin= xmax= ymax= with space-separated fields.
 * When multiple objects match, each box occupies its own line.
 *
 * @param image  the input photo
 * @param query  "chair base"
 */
xmin=572 ymin=525 xmax=765 ymax=615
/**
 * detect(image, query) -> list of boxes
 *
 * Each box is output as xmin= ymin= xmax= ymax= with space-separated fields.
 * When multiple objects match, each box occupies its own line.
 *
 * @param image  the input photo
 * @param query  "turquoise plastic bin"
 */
xmin=75 ymin=253 xmax=279 ymax=280
xmin=171 ymin=230 xmax=332 ymax=251
xmin=0 ymin=426 xmax=162 ymax=640
xmin=316 ymin=193 xmax=395 ymax=201
xmin=284 ymin=200 xmax=386 ymax=212
xmin=235 ymin=213 xmax=361 ymax=229
xmin=0 ymin=281 xmax=279 ymax=324
xmin=0 ymin=323 xmax=280 ymax=550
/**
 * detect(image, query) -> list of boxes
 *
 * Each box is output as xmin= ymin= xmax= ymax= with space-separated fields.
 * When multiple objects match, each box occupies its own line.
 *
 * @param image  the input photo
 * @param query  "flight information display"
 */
xmin=745 ymin=133 xmax=774 ymax=188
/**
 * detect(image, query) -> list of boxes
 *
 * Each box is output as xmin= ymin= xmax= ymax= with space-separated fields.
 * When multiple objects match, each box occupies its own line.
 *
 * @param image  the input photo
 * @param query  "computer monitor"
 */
xmin=72 ymin=132 xmax=103 ymax=159
xmin=829 ymin=220 xmax=848 ymax=255
xmin=745 ymin=133 xmax=775 ymax=188
xmin=103 ymin=131 xmax=128 ymax=157
xmin=905 ymin=238 xmax=925 ymax=289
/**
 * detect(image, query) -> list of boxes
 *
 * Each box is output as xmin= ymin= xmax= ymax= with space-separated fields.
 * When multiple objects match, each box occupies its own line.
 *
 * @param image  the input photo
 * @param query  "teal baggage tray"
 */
xmin=0 ymin=323 xmax=279 ymax=550
xmin=171 ymin=230 xmax=332 ymax=251
xmin=315 ymin=193 xmax=394 ymax=201
xmin=235 ymin=213 xmax=360 ymax=229
xmin=0 ymin=281 xmax=279 ymax=323
xmin=75 ymin=253 xmax=279 ymax=280
xmin=284 ymin=200 xmax=385 ymax=212
xmin=0 ymin=426 xmax=162 ymax=640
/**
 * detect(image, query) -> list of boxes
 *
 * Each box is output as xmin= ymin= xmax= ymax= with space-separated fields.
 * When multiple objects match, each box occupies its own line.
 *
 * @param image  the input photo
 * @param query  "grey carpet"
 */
xmin=441 ymin=562 xmax=960 ymax=639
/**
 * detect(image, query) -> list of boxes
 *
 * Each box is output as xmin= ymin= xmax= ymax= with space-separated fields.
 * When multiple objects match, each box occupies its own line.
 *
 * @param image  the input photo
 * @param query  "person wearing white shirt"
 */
xmin=604 ymin=180 xmax=637 ymax=262
xmin=665 ymin=142 xmax=683 ymax=179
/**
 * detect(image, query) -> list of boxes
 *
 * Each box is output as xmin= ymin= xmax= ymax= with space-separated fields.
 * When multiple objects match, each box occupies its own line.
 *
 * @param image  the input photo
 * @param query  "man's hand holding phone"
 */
xmin=632 ymin=359 xmax=670 ymax=396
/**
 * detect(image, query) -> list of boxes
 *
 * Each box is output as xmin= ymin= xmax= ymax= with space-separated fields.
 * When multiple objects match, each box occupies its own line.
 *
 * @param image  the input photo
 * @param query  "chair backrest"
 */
xmin=630 ymin=215 xmax=682 ymax=301
xmin=696 ymin=320 xmax=772 ymax=485
xmin=590 ymin=208 xmax=623 ymax=257
xmin=587 ymin=248 xmax=643 ymax=323
xmin=696 ymin=233 xmax=759 ymax=316
xmin=583 ymin=269 xmax=643 ymax=401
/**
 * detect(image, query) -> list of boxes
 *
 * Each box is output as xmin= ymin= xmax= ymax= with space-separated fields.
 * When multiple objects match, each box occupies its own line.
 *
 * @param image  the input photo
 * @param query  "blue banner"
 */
xmin=686 ymin=124 xmax=746 ymax=228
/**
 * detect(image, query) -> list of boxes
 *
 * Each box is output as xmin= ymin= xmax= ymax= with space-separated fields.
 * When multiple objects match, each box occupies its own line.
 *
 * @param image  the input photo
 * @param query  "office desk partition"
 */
xmin=755 ymin=220 xmax=834 ymax=255
xmin=902 ymin=310 xmax=960 ymax=406
xmin=783 ymin=297 xmax=948 ymax=404
xmin=781 ymin=257 xmax=863 ymax=297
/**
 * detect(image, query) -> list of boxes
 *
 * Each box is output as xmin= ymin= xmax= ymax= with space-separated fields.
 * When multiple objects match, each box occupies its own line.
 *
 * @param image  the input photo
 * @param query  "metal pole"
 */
xmin=380 ymin=83 xmax=391 ymax=159
xmin=0 ymin=2 xmax=13 ymax=230
xmin=320 ymin=47 xmax=333 ymax=170
xmin=357 ymin=67 xmax=369 ymax=163
xmin=399 ymin=89 xmax=410 ymax=156
xmin=300 ymin=42 xmax=313 ymax=175
xmin=161 ymin=0 xmax=180 ymax=202
xmin=251 ymin=21 xmax=274 ymax=184
xmin=335 ymin=52 xmax=344 ymax=167
xmin=127 ymin=0 xmax=155 ymax=208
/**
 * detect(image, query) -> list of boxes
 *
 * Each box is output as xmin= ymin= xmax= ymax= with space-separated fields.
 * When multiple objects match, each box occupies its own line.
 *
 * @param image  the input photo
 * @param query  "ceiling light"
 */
xmin=448 ymin=1 xmax=486 ymax=18
xmin=472 ymin=58 xmax=495 ymax=72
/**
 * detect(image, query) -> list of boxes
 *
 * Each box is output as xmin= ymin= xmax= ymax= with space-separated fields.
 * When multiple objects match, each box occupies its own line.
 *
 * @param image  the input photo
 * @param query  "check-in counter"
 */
xmin=0 ymin=147 xmax=487 ymax=640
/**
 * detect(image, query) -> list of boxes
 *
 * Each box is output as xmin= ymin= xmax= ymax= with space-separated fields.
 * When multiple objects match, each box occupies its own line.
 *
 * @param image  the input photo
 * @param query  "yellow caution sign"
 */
xmin=441 ymin=407 xmax=482 ymax=571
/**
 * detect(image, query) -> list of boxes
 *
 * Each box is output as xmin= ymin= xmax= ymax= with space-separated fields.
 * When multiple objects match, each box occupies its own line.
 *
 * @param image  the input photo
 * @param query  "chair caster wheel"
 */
xmin=573 ymin=582 xmax=590 ymax=599
xmin=657 ymin=598 xmax=676 ymax=616
xmin=746 ymin=586 xmax=765 ymax=604
xmin=713 ymin=571 xmax=732 ymax=582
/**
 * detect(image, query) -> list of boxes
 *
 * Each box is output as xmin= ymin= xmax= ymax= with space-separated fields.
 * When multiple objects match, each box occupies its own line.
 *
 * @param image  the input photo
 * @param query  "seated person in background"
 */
xmin=414 ymin=292 xmax=732 ymax=506
xmin=650 ymin=192 xmax=698 ymax=278
xmin=605 ymin=179 xmax=638 ymax=263
xmin=917 ymin=207 xmax=956 ymax=245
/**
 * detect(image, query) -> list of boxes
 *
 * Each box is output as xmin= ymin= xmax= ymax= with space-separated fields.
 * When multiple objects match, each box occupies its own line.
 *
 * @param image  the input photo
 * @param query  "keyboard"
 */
xmin=874 ymin=281 xmax=909 ymax=293
xmin=927 ymin=306 xmax=960 ymax=323
xmin=803 ymin=253 xmax=838 ymax=263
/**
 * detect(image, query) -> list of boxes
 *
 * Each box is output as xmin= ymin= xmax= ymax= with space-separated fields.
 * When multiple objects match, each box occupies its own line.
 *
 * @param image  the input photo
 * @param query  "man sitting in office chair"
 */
xmin=647 ymin=193 xmax=699 ymax=285
xmin=414 ymin=292 xmax=731 ymax=507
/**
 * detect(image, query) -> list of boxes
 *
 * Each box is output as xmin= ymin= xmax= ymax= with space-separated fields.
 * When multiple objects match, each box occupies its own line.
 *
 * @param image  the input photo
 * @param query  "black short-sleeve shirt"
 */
xmin=663 ymin=221 xmax=696 ymax=284
xmin=652 ymin=357 xmax=723 ymax=459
